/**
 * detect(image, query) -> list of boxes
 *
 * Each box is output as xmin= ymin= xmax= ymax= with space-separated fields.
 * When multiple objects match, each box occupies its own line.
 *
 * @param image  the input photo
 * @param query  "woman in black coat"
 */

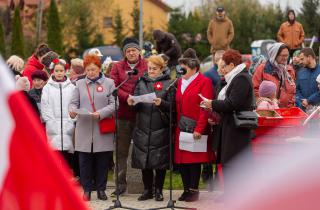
xmin=201 ymin=49 xmax=254 ymax=191
xmin=128 ymin=55 xmax=174 ymax=201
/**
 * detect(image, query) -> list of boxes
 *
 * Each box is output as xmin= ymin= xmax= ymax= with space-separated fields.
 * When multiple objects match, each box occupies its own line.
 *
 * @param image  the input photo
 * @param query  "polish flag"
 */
xmin=0 ymin=58 xmax=88 ymax=210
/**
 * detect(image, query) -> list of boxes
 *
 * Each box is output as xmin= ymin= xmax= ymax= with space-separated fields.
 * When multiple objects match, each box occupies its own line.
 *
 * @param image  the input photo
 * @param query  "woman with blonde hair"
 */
xmin=128 ymin=55 xmax=174 ymax=201
xmin=7 ymin=55 xmax=25 ymax=76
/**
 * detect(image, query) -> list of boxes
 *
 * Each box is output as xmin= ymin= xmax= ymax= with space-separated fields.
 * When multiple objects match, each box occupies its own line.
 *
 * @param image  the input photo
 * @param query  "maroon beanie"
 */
xmin=259 ymin=80 xmax=277 ymax=98
xmin=31 ymin=70 xmax=49 ymax=81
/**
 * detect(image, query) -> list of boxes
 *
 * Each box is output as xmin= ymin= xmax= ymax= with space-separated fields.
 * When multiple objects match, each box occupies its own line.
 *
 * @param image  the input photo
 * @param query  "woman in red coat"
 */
xmin=174 ymin=48 xmax=214 ymax=202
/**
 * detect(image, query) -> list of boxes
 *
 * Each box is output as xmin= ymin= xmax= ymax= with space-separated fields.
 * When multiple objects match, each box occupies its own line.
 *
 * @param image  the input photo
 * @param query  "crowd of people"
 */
xmin=4 ymin=5 xmax=320 ymax=204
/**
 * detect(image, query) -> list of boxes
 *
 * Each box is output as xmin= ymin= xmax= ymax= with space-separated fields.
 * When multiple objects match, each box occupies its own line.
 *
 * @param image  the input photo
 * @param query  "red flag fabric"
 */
xmin=0 ymin=59 xmax=89 ymax=210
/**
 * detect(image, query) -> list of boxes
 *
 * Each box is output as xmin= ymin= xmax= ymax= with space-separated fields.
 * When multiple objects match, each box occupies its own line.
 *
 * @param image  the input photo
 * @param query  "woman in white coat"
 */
xmin=41 ymin=58 xmax=75 ymax=169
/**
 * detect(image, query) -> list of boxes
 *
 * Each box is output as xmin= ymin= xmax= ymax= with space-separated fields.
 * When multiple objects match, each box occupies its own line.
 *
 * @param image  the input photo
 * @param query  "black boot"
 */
xmin=97 ymin=190 xmax=107 ymax=200
xmin=83 ymin=191 xmax=91 ymax=201
xmin=178 ymin=190 xmax=189 ymax=201
xmin=138 ymin=189 xmax=153 ymax=201
xmin=185 ymin=190 xmax=199 ymax=202
xmin=155 ymin=188 xmax=164 ymax=201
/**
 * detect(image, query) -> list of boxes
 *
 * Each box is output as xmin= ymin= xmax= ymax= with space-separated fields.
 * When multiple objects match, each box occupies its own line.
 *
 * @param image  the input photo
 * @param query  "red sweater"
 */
xmin=110 ymin=57 xmax=148 ymax=120
xmin=22 ymin=55 xmax=44 ymax=87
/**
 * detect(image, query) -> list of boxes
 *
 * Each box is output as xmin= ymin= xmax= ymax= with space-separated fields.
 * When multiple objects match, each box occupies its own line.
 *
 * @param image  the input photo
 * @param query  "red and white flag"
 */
xmin=0 ymin=58 xmax=88 ymax=210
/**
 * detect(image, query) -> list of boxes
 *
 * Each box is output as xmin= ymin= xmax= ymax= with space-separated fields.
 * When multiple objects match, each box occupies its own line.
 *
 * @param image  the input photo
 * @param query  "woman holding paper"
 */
xmin=200 ymin=49 xmax=254 ymax=192
xmin=127 ymin=55 xmax=174 ymax=202
xmin=68 ymin=55 xmax=116 ymax=201
xmin=174 ymin=48 xmax=214 ymax=202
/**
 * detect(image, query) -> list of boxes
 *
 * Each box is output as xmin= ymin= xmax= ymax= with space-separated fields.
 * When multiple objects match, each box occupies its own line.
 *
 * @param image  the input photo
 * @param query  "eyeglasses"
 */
xmin=278 ymin=54 xmax=289 ymax=59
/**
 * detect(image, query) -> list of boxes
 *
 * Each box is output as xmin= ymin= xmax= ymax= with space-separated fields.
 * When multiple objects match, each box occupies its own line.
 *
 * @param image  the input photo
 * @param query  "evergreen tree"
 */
xmin=112 ymin=8 xmax=126 ymax=46
xmin=300 ymin=0 xmax=320 ymax=37
xmin=130 ymin=0 xmax=140 ymax=39
xmin=0 ymin=20 xmax=6 ymax=57
xmin=11 ymin=7 xmax=25 ymax=58
xmin=47 ymin=0 xmax=63 ymax=55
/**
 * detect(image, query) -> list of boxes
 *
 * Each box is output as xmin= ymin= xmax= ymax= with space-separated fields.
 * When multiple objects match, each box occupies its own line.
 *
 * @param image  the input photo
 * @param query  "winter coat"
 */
xmin=110 ymin=57 xmax=148 ymax=120
xmin=296 ymin=65 xmax=320 ymax=110
xmin=277 ymin=21 xmax=305 ymax=50
xmin=207 ymin=16 xmax=234 ymax=53
xmin=174 ymin=73 xmax=214 ymax=164
xmin=253 ymin=61 xmax=296 ymax=108
xmin=23 ymin=91 xmax=40 ymax=117
xmin=41 ymin=77 xmax=75 ymax=152
xmin=68 ymin=75 xmax=116 ymax=153
xmin=22 ymin=55 xmax=44 ymax=87
xmin=204 ymin=64 xmax=221 ymax=89
xmin=131 ymin=73 xmax=174 ymax=169
xmin=256 ymin=97 xmax=279 ymax=110
xmin=154 ymin=32 xmax=182 ymax=67
xmin=211 ymin=70 xmax=254 ymax=164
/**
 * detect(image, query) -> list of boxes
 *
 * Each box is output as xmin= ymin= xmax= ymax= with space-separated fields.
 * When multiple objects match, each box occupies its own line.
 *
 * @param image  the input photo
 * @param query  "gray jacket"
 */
xmin=69 ymin=75 xmax=116 ymax=153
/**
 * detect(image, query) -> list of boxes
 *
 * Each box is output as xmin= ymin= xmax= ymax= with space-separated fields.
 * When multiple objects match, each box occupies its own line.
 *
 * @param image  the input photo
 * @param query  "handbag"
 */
xmin=179 ymin=115 xmax=197 ymax=133
xmin=233 ymin=111 xmax=258 ymax=129
xmin=85 ymin=81 xmax=115 ymax=134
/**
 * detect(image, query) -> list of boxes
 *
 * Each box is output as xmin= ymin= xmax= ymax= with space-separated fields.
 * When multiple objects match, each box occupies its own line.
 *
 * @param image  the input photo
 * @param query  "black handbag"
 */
xmin=233 ymin=111 xmax=258 ymax=129
xmin=179 ymin=115 xmax=197 ymax=133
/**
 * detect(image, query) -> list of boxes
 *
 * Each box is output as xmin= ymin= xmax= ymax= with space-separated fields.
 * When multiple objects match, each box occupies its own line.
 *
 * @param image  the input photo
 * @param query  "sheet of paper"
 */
xmin=179 ymin=132 xmax=207 ymax=152
xmin=74 ymin=108 xmax=92 ymax=115
xmin=130 ymin=92 xmax=157 ymax=105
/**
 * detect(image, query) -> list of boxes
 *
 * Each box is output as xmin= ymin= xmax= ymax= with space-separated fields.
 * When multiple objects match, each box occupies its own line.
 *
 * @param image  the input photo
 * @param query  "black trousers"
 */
xmin=78 ymin=151 xmax=112 ymax=192
xmin=142 ymin=169 xmax=166 ymax=191
xmin=60 ymin=151 xmax=74 ymax=170
xmin=179 ymin=163 xmax=201 ymax=190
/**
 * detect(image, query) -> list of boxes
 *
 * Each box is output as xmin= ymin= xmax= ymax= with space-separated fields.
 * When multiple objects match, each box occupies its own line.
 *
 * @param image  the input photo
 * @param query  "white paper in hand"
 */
xmin=130 ymin=92 xmax=157 ymax=105
xmin=179 ymin=132 xmax=207 ymax=152
xmin=74 ymin=108 xmax=92 ymax=116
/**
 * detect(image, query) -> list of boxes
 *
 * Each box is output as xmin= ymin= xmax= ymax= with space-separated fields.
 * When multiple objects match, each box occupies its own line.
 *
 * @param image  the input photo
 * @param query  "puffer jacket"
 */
xmin=41 ymin=77 xmax=75 ymax=152
xmin=131 ymin=73 xmax=175 ymax=169
xmin=253 ymin=61 xmax=296 ymax=108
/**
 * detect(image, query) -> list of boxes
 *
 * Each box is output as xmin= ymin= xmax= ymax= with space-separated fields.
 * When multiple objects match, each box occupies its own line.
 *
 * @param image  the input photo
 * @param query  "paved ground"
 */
xmin=88 ymin=187 xmax=224 ymax=210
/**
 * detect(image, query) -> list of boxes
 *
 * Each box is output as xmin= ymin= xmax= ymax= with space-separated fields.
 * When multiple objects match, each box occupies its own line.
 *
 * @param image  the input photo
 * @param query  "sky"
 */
xmin=162 ymin=0 xmax=303 ymax=13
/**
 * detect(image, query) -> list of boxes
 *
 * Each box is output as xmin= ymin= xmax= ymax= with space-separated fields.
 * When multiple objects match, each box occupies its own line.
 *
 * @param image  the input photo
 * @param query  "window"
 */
xmin=103 ymin=17 xmax=112 ymax=28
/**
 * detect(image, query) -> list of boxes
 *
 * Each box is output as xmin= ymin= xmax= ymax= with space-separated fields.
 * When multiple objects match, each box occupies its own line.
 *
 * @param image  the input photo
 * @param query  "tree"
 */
xmin=300 ymin=0 xmax=320 ymax=37
xmin=112 ymin=7 xmax=126 ymax=46
xmin=0 ymin=20 xmax=6 ymax=57
xmin=46 ymin=0 xmax=63 ymax=55
xmin=11 ymin=7 xmax=25 ymax=58
xmin=131 ymin=0 xmax=140 ymax=39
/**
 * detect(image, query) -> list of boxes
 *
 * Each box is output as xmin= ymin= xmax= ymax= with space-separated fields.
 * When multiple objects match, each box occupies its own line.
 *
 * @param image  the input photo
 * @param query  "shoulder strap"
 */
xmin=85 ymin=81 xmax=96 ymax=112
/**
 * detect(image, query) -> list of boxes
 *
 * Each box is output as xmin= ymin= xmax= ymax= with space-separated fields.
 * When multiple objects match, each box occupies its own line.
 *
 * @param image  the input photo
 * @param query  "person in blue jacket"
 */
xmin=296 ymin=47 xmax=320 ymax=111
xmin=204 ymin=50 xmax=224 ymax=89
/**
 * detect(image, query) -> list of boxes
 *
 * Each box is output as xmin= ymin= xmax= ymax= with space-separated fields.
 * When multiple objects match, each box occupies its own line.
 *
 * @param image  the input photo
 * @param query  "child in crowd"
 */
xmin=41 ymin=59 xmax=75 ymax=169
xmin=29 ymin=70 xmax=49 ymax=112
xmin=256 ymin=80 xmax=279 ymax=110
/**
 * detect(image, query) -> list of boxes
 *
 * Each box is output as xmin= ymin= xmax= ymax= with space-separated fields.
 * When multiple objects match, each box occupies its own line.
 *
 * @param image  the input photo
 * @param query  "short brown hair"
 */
xmin=35 ymin=43 xmax=51 ymax=58
xmin=222 ymin=49 xmax=242 ymax=66
xmin=83 ymin=55 xmax=101 ymax=69
xmin=300 ymin=47 xmax=316 ymax=59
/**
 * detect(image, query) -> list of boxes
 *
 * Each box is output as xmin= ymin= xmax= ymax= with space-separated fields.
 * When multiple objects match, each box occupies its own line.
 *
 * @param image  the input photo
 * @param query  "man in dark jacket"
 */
xmin=109 ymin=37 xmax=148 ymax=196
xmin=153 ymin=29 xmax=182 ymax=70
xmin=296 ymin=47 xmax=320 ymax=111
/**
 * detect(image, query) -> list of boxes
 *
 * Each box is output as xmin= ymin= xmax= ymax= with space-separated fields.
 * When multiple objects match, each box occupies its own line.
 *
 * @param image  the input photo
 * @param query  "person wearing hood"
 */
xmin=174 ymin=48 xmax=214 ymax=202
xmin=127 ymin=55 xmax=174 ymax=202
xmin=41 ymin=58 xmax=75 ymax=171
xmin=22 ymin=43 xmax=51 ymax=86
xmin=207 ymin=6 xmax=234 ymax=55
xmin=253 ymin=42 xmax=296 ymax=108
xmin=277 ymin=10 xmax=305 ymax=58
xmin=152 ymin=29 xmax=182 ymax=71
xmin=109 ymin=37 xmax=148 ymax=196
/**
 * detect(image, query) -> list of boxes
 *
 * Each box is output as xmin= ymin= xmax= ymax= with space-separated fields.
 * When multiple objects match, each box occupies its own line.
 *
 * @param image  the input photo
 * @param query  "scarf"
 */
xmin=217 ymin=63 xmax=246 ymax=100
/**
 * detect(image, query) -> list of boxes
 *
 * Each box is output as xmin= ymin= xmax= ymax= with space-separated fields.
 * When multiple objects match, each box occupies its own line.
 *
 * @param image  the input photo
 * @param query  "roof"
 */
xmin=149 ymin=0 xmax=171 ymax=12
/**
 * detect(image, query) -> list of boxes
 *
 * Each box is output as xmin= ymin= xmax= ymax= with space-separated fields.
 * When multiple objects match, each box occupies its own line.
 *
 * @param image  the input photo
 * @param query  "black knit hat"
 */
xmin=122 ymin=37 xmax=140 ymax=53
xmin=178 ymin=48 xmax=200 ymax=68
xmin=31 ymin=70 xmax=49 ymax=81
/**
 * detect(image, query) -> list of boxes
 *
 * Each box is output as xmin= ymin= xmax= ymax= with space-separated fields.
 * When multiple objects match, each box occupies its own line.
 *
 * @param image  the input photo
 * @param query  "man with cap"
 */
xmin=110 ymin=37 xmax=148 ymax=196
xmin=207 ymin=6 xmax=234 ymax=55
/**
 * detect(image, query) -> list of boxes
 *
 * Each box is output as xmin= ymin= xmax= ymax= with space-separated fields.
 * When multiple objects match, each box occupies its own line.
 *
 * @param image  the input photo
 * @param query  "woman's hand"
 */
xmin=91 ymin=112 xmax=100 ymax=119
xmin=153 ymin=98 xmax=162 ymax=106
xmin=193 ymin=131 xmax=202 ymax=140
xmin=200 ymin=100 xmax=213 ymax=109
xmin=127 ymin=95 xmax=134 ymax=106
xmin=69 ymin=111 xmax=77 ymax=119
